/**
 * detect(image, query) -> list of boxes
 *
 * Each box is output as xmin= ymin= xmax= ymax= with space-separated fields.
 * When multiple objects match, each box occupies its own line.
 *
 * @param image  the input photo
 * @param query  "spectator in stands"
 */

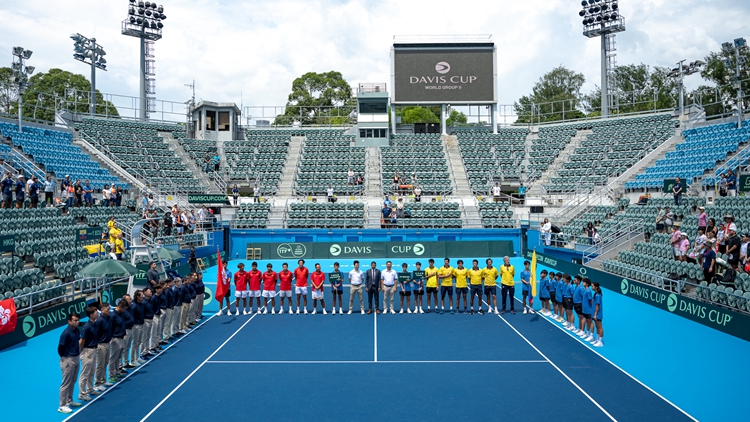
xmin=389 ymin=207 xmax=398 ymax=228
xmin=147 ymin=193 xmax=155 ymax=212
xmin=28 ymin=176 xmax=39 ymax=208
xmin=396 ymin=198 xmax=405 ymax=218
xmin=492 ymin=182 xmax=501 ymax=203
xmin=586 ymin=222 xmax=597 ymax=245
xmin=213 ymin=153 xmax=220 ymax=172
xmin=347 ymin=168 xmax=354 ymax=185
xmin=717 ymin=222 xmax=727 ymax=253
xmin=2 ymin=172 xmax=13 ymax=208
xmin=727 ymin=170 xmax=738 ymax=197
xmin=115 ymin=186 xmax=123 ymax=207
xmin=392 ymin=172 xmax=400 ymax=193
xmin=113 ymin=233 xmax=125 ymax=261
xmin=655 ymin=205 xmax=665 ymax=233
xmin=141 ymin=193 xmax=149 ymax=217
xmin=726 ymin=226 xmax=741 ymax=268
xmin=741 ymin=234 xmax=750 ymax=271
xmin=163 ymin=212 xmax=173 ymax=236
xmin=636 ymin=193 xmax=650 ymax=205
xmin=188 ymin=210 xmax=197 ymax=233
xmin=232 ymin=184 xmax=239 ymax=206
xmin=413 ymin=185 xmax=422 ymax=202
xmin=541 ymin=218 xmax=552 ymax=246
xmin=203 ymin=153 xmax=211 ymax=173
xmin=74 ymin=180 xmax=83 ymax=207
xmin=693 ymin=228 xmax=707 ymax=265
xmin=678 ymin=233 xmax=690 ymax=262
xmin=253 ymin=184 xmax=259 ymax=203
xmin=356 ymin=174 xmax=364 ymax=193
xmin=44 ymin=175 xmax=55 ymax=205
xmin=327 ymin=185 xmax=335 ymax=203
xmin=380 ymin=203 xmax=391 ymax=228
xmin=697 ymin=207 xmax=707 ymax=233
xmin=670 ymin=222 xmax=683 ymax=260
xmin=102 ymin=184 xmax=111 ymax=207
xmin=82 ymin=181 xmax=93 ymax=207
xmin=702 ymin=240 xmax=716 ymax=282
xmin=383 ymin=196 xmax=392 ymax=208
xmin=518 ymin=183 xmax=526 ymax=205
xmin=57 ymin=313 xmax=81 ymax=414
xmin=14 ymin=175 xmax=25 ymax=209
xmin=718 ymin=173 xmax=728 ymax=196
xmin=672 ymin=177 xmax=683 ymax=206
xmin=664 ymin=207 xmax=675 ymax=232
xmin=410 ymin=172 xmax=417 ymax=185
xmin=706 ymin=218 xmax=718 ymax=239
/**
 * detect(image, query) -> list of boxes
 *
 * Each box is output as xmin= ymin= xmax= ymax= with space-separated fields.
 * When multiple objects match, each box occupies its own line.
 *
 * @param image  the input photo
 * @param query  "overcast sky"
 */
xmin=1 ymin=0 xmax=748 ymax=121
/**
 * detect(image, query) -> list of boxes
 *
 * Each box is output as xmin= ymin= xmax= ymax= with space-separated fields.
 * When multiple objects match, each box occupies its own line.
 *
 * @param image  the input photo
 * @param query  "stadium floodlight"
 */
xmin=668 ymin=59 xmax=705 ymax=116
xmin=579 ymin=0 xmax=625 ymax=118
xmin=721 ymin=38 xmax=748 ymax=127
xmin=122 ymin=1 xmax=165 ymax=121
xmin=70 ymin=33 xmax=107 ymax=116
xmin=11 ymin=46 xmax=34 ymax=130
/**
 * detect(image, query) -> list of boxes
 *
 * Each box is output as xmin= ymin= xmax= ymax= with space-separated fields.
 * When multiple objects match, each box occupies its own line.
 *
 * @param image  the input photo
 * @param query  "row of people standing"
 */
xmin=57 ymin=272 xmax=205 ymax=414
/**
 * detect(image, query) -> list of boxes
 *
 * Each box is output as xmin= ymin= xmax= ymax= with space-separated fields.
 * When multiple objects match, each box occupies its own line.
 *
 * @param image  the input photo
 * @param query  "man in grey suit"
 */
xmin=365 ymin=261 xmax=381 ymax=314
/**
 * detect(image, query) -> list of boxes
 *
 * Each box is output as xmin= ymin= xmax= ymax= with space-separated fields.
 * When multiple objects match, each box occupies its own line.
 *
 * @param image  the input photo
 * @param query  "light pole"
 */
xmin=121 ymin=1 xmax=166 ymax=121
xmin=71 ymin=33 xmax=107 ymax=116
xmin=721 ymin=38 xmax=748 ymax=128
xmin=11 ymin=46 xmax=34 ymax=130
xmin=578 ymin=0 xmax=625 ymax=118
xmin=667 ymin=59 xmax=705 ymax=116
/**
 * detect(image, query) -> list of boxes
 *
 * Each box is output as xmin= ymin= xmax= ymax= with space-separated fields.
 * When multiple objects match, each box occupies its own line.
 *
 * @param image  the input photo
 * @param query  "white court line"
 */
xmin=484 ymin=299 xmax=617 ymax=421
xmin=522 ymin=297 xmax=698 ymax=422
xmin=373 ymin=309 xmax=378 ymax=362
xmin=139 ymin=312 xmax=260 ymax=422
xmin=206 ymin=359 xmax=547 ymax=364
xmin=62 ymin=313 xmax=216 ymax=422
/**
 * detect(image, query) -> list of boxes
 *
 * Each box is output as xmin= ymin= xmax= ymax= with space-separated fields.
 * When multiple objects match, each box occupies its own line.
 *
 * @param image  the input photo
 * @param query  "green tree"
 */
xmin=514 ymin=65 xmax=586 ymax=123
xmin=583 ymin=64 xmax=678 ymax=115
xmin=698 ymin=47 xmax=750 ymax=118
xmin=0 ymin=67 xmax=18 ymax=114
xmin=275 ymin=71 xmax=354 ymax=126
xmin=11 ymin=68 xmax=118 ymax=122
xmin=447 ymin=109 xmax=468 ymax=126
xmin=395 ymin=106 xmax=467 ymax=125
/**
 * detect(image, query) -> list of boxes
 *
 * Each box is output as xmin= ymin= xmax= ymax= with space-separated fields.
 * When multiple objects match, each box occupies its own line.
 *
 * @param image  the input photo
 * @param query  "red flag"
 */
xmin=0 ymin=298 xmax=18 ymax=336
xmin=215 ymin=249 xmax=228 ymax=303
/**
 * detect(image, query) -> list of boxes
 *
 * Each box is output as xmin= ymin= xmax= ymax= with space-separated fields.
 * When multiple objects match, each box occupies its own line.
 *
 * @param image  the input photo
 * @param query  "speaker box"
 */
xmin=530 ymin=206 xmax=544 ymax=213
xmin=414 ymin=123 xmax=426 ymax=134
xmin=427 ymin=123 xmax=440 ymax=133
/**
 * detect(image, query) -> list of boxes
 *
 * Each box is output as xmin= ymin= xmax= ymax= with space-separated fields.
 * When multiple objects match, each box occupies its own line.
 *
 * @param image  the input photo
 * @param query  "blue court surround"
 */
xmin=2 ymin=257 xmax=747 ymax=421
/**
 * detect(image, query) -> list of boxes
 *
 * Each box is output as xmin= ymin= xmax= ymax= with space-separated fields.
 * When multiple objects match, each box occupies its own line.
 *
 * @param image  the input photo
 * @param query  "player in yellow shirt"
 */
xmin=453 ymin=260 xmax=469 ymax=314
xmin=467 ymin=259 xmax=485 ymax=314
xmin=500 ymin=256 xmax=516 ymax=314
xmin=484 ymin=258 xmax=499 ymax=314
xmin=113 ymin=233 xmax=125 ymax=260
xmin=438 ymin=258 xmax=454 ymax=314
xmin=424 ymin=259 xmax=440 ymax=313
xmin=108 ymin=222 xmax=122 ymax=245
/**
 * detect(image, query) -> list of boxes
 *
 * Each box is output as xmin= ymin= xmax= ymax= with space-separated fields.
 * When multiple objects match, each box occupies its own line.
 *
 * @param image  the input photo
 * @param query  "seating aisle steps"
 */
xmin=161 ymin=132 xmax=217 ymax=193
xmin=444 ymin=135 xmax=482 ymax=228
xmin=365 ymin=147 xmax=384 ymax=228
xmin=527 ymin=129 xmax=590 ymax=197
xmin=267 ymin=135 xmax=304 ymax=228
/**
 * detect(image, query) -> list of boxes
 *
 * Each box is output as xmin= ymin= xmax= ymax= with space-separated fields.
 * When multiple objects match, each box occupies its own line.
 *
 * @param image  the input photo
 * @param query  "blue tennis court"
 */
xmin=4 ymin=257 xmax=749 ymax=422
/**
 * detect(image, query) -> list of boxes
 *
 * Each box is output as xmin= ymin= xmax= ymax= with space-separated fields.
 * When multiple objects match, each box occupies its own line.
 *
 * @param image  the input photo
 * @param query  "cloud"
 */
xmin=0 ymin=0 xmax=747 ymax=121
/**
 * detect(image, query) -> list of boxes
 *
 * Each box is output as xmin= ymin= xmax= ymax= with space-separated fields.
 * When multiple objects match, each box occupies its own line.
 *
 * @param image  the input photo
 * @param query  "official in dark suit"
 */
xmin=365 ymin=261 xmax=381 ymax=314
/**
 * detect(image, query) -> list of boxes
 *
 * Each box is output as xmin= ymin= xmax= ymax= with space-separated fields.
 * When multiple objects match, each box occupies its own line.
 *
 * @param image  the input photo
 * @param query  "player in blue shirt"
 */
xmin=554 ymin=273 xmax=566 ymax=323
xmin=562 ymin=274 xmax=575 ymax=330
xmin=14 ymin=175 xmax=25 ymax=209
xmin=591 ymin=282 xmax=604 ymax=347
xmin=580 ymin=278 xmax=594 ymax=342
xmin=537 ymin=270 xmax=550 ymax=316
xmin=1 ymin=172 xmax=13 ymax=208
xmin=520 ymin=260 xmax=533 ymax=314
xmin=572 ymin=275 xmax=585 ymax=336
xmin=28 ymin=176 xmax=39 ymax=208
xmin=330 ymin=262 xmax=344 ymax=314
xmin=412 ymin=262 xmax=425 ymax=314
xmin=398 ymin=263 xmax=412 ymax=313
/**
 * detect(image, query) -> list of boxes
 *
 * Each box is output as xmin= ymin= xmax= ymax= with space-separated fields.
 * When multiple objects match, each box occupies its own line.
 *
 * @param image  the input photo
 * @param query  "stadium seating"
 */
xmin=626 ymin=120 xmax=750 ymax=190
xmin=382 ymin=134 xmax=452 ymax=196
xmin=528 ymin=124 xmax=576 ymax=181
xmin=232 ymin=202 xmax=272 ymax=229
xmin=76 ymin=118 xmax=203 ymax=193
xmin=0 ymin=122 xmax=124 ymax=190
xmin=177 ymin=134 xmax=217 ymax=172
xmin=387 ymin=201 xmax=463 ymax=229
xmin=286 ymin=202 xmax=364 ymax=228
xmin=295 ymin=132 xmax=364 ymax=196
xmin=549 ymin=114 xmax=675 ymax=192
xmin=224 ymin=131 xmax=288 ymax=195
xmin=458 ymin=128 xmax=528 ymax=194
xmin=478 ymin=201 xmax=517 ymax=228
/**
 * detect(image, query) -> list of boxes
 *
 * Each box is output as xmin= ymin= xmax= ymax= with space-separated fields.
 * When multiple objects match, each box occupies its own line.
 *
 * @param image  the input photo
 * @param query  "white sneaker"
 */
xmin=593 ymin=340 xmax=603 ymax=347
xmin=347 ymin=310 xmax=352 ymax=315
xmin=584 ymin=334 xmax=593 ymax=342
xmin=263 ymin=309 xmax=268 ymax=315
xmin=322 ymin=309 xmax=327 ymax=315
xmin=243 ymin=310 xmax=247 ymax=316
xmin=271 ymin=309 xmax=276 ymax=315
xmin=419 ymin=308 xmax=424 ymax=314
xmin=407 ymin=308 xmax=412 ymax=314
xmin=312 ymin=309 xmax=317 ymax=315
xmin=577 ymin=331 xmax=586 ymax=338
xmin=296 ymin=309 xmax=300 ymax=315
xmin=494 ymin=308 xmax=499 ymax=314
xmin=390 ymin=308 xmax=395 ymax=314
xmin=523 ymin=308 xmax=527 ymax=314
xmin=304 ymin=309 xmax=308 ymax=315
xmin=332 ymin=309 xmax=336 ymax=315
xmin=588 ymin=337 xmax=597 ymax=344
xmin=235 ymin=310 xmax=240 ymax=316
xmin=339 ymin=308 xmax=343 ymax=314
xmin=530 ymin=309 xmax=535 ymax=314
xmin=58 ymin=406 xmax=73 ymax=414
xmin=565 ymin=325 xmax=573 ymax=331
xmin=95 ymin=385 xmax=106 ymax=392
xmin=361 ymin=310 xmax=365 ymax=314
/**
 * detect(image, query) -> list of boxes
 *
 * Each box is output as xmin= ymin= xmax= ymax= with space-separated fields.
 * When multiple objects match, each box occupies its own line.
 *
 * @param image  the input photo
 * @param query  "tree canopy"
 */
xmin=696 ymin=47 xmax=750 ymax=118
xmin=514 ymin=65 xmax=586 ymax=123
xmin=396 ymin=106 xmax=467 ymax=126
xmin=275 ymin=71 xmax=354 ymax=125
xmin=10 ymin=68 xmax=118 ymax=122
xmin=0 ymin=67 xmax=17 ymax=114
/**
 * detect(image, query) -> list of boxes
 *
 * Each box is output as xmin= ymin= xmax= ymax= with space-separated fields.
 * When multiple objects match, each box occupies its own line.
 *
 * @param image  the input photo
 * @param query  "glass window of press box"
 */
xmin=360 ymin=128 xmax=387 ymax=138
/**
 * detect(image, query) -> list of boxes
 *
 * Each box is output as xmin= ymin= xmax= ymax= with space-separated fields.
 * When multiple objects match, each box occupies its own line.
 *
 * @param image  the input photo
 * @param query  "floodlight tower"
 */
xmin=721 ymin=38 xmax=748 ymax=128
xmin=121 ymin=0 xmax=166 ymax=121
xmin=578 ymin=0 xmax=625 ymax=118
xmin=71 ymin=33 xmax=107 ymax=116
xmin=667 ymin=59 xmax=705 ymax=117
xmin=11 ymin=46 xmax=34 ymax=130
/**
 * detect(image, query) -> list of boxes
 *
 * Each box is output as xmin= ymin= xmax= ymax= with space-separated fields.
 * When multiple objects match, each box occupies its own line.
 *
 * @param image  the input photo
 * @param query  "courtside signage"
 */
xmin=524 ymin=250 xmax=750 ymax=341
xmin=739 ymin=175 xmax=750 ymax=192
xmin=0 ymin=297 xmax=87 ymax=351
xmin=0 ymin=234 xmax=14 ymax=252
xmin=187 ymin=194 xmax=227 ymax=203
xmin=246 ymin=241 xmax=514 ymax=260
